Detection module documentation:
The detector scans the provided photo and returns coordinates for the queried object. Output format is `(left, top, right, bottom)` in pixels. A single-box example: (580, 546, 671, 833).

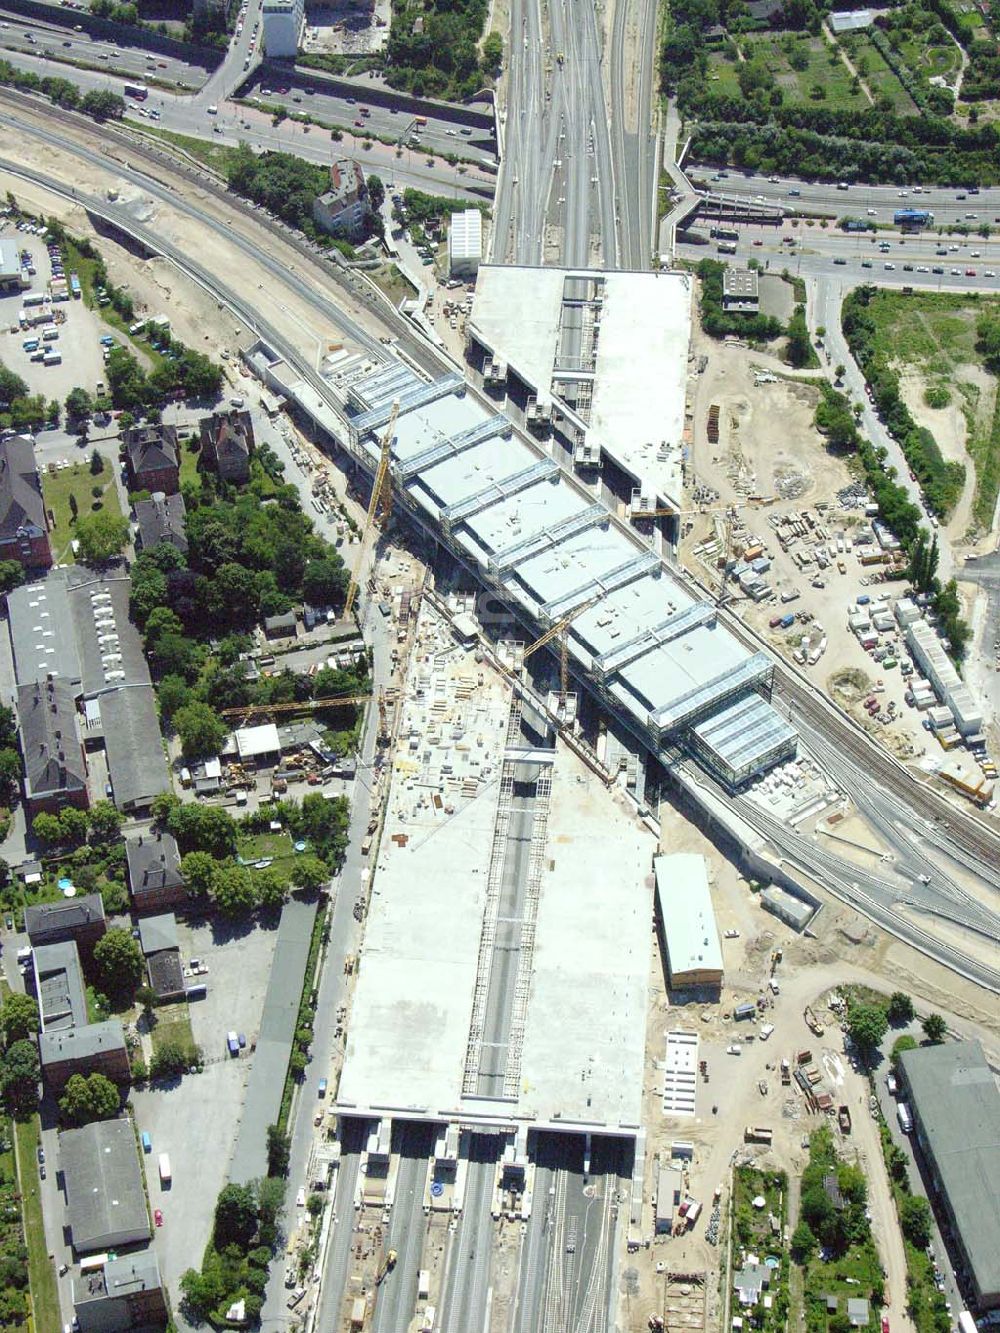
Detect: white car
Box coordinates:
(986, 270, 997, 278)
(916, 265, 928, 272)
(867, 208, 877, 216)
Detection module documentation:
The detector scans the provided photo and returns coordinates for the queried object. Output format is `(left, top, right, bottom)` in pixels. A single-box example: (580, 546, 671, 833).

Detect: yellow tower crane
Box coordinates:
(522, 593, 603, 713)
(344, 400, 400, 621)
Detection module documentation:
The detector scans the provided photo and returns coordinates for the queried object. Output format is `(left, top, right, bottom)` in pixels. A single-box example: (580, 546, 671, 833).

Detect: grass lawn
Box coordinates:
(837, 31, 919, 113)
(13, 1117, 60, 1333)
(858, 289, 1000, 529)
(239, 830, 296, 868)
(41, 459, 123, 564)
(369, 262, 418, 307)
(714, 34, 872, 110)
(135, 124, 244, 177)
(151, 1003, 199, 1061)
(176, 430, 203, 490)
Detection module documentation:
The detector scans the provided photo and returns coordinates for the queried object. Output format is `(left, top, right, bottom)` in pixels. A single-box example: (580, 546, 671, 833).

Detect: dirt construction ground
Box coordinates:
(622, 790, 1000, 1333)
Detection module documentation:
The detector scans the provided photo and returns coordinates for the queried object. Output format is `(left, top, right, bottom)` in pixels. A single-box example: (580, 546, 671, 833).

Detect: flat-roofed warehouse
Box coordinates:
(653, 853, 724, 989)
(60, 1119, 152, 1253)
(897, 1040, 1000, 1310)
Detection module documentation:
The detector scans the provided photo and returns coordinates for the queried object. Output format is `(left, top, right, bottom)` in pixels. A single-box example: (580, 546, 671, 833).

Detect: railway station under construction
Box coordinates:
(244, 334, 798, 794)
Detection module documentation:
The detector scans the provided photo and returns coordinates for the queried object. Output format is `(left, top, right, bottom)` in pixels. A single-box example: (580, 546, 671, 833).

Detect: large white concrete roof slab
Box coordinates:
(470, 266, 691, 505)
(517, 747, 654, 1131)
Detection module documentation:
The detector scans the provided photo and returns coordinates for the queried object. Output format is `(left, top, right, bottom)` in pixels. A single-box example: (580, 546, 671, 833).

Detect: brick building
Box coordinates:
(124, 425, 180, 496)
(0, 436, 52, 570)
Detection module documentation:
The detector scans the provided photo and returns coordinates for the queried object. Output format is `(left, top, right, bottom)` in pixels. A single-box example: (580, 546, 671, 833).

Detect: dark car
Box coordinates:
(37, 1146, 44, 1165)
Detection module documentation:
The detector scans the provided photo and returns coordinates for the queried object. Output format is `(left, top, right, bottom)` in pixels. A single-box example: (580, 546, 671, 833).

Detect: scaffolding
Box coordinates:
(440, 459, 558, 534)
(649, 652, 775, 739)
(350, 372, 464, 439)
(687, 693, 797, 788)
(488, 504, 608, 576)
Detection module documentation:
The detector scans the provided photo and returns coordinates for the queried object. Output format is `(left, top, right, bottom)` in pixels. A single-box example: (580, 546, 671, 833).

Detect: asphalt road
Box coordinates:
(307, 1121, 366, 1331)
(608, 0, 658, 269)
(686, 168, 1000, 228)
(0, 7, 208, 88)
(238, 68, 497, 166)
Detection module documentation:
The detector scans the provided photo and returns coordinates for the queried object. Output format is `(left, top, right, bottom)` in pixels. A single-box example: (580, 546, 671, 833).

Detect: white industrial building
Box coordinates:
(468, 267, 691, 510)
(262, 0, 303, 56)
(0, 237, 23, 293)
(905, 619, 982, 736)
(448, 209, 482, 278)
(653, 853, 723, 988)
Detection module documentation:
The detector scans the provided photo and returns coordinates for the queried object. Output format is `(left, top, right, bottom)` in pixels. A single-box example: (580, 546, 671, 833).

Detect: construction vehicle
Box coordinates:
(376, 1250, 398, 1285)
(345, 401, 399, 620)
(804, 1006, 826, 1037)
(838, 1104, 852, 1134)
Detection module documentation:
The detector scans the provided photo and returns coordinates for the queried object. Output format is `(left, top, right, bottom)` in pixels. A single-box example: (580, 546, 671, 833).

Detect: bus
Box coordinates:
(710, 226, 739, 242)
(124, 83, 148, 100)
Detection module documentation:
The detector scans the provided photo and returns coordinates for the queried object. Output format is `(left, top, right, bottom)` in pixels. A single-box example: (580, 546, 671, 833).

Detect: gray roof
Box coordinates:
(199, 410, 254, 468)
(74, 1249, 163, 1314)
(24, 894, 105, 944)
(66, 567, 151, 696)
(898, 1040, 1000, 1303)
(229, 895, 318, 1183)
(33, 940, 88, 1031)
(124, 423, 178, 477)
(134, 491, 187, 553)
(60, 1119, 151, 1253)
(7, 575, 79, 687)
(0, 236, 19, 279)
(98, 687, 170, 811)
(16, 678, 87, 803)
(39, 1019, 127, 1069)
(147, 948, 184, 999)
(0, 436, 47, 543)
(847, 1298, 870, 1325)
(137, 912, 178, 956)
(126, 831, 184, 901)
(264, 611, 297, 632)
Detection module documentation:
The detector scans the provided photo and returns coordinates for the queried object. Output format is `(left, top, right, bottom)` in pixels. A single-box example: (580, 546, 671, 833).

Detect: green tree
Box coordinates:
(0, 748, 21, 802)
(174, 702, 228, 762)
(31, 811, 62, 847)
(0, 560, 25, 597)
(891, 1033, 918, 1068)
(899, 1195, 932, 1248)
(256, 866, 289, 909)
(149, 1037, 192, 1079)
(301, 557, 349, 608)
(921, 1012, 947, 1044)
(74, 510, 130, 563)
(0, 993, 39, 1046)
(290, 855, 329, 893)
(157, 674, 193, 722)
(266, 1123, 290, 1176)
(888, 991, 914, 1025)
(790, 1220, 816, 1263)
(481, 29, 503, 74)
(59, 1071, 120, 1125)
(89, 448, 105, 476)
(1, 1039, 40, 1117)
(214, 1182, 258, 1248)
(846, 1003, 888, 1057)
(210, 863, 257, 917)
(180, 850, 217, 898)
(59, 805, 89, 847)
(93, 927, 144, 1002)
(785, 304, 812, 368)
(64, 387, 93, 424)
(87, 799, 122, 844)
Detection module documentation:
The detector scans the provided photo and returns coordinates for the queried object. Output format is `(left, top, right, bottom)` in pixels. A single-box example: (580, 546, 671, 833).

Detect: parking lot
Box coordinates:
(0, 224, 108, 402)
(131, 916, 281, 1298)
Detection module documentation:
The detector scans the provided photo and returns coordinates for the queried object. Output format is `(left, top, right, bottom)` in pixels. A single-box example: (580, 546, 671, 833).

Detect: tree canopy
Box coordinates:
(59, 1072, 121, 1126)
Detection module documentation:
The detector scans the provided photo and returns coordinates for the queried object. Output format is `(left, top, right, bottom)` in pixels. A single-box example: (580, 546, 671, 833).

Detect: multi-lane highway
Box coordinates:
(687, 168, 1000, 228)
(439, 1142, 497, 1333)
(372, 1124, 435, 1333)
(0, 7, 211, 88)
